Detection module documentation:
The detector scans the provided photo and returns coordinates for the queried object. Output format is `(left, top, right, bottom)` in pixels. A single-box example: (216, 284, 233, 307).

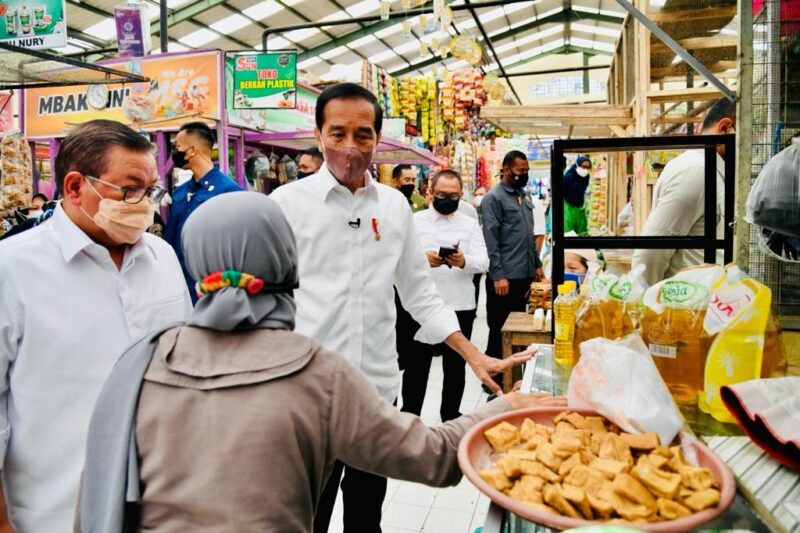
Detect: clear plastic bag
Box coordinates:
(745, 138, 800, 238)
(567, 334, 683, 446)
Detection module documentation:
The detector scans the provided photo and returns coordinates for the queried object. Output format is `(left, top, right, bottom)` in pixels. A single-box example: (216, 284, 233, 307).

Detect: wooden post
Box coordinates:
(632, 0, 651, 234)
(735, 0, 753, 269)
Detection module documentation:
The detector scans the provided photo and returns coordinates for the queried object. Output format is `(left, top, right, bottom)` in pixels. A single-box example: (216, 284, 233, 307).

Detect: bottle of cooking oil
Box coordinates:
(554, 284, 577, 366)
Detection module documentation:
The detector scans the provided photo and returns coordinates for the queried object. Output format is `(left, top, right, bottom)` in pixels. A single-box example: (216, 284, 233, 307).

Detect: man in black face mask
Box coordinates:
(165, 121, 242, 302)
(400, 169, 489, 421)
(296, 147, 323, 179)
(481, 150, 545, 390)
(391, 164, 428, 212)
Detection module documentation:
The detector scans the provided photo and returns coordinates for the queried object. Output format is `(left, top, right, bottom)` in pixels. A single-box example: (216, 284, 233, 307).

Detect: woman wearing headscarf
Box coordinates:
(563, 155, 593, 236)
(77, 192, 564, 533)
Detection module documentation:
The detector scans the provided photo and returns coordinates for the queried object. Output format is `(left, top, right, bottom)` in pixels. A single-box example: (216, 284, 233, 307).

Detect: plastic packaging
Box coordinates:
(699, 266, 773, 422)
(745, 138, 800, 238)
(554, 284, 577, 366)
(568, 334, 683, 446)
(573, 266, 647, 352)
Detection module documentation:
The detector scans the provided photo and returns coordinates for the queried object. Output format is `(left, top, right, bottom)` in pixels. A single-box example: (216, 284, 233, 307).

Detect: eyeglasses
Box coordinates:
(433, 193, 460, 201)
(85, 175, 167, 204)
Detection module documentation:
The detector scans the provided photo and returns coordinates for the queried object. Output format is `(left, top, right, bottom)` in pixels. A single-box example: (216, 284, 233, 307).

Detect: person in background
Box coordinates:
(391, 164, 428, 212)
(0, 120, 191, 532)
(297, 147, 324, 178)
(77, 192, 565, 533)
(633, 98, 736, 286)
(269, 83, 530, 533)
(481, 150, 545, 390)
(29, 193, 47, 217)
(401, 169, 489, 422)
(563, 155, 592, 236)
(165, 121, 242, 303)
(532, 193, 547, 253)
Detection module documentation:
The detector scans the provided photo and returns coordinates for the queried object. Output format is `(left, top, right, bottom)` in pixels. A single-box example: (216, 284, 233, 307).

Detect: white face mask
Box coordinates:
(576, 166, 590, 178)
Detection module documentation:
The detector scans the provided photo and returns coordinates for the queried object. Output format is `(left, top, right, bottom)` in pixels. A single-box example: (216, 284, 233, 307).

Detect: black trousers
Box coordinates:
(313, 460, 387, 533)
(485, 277, 533, 385)
(400, 309, 476, 422)
(394, 289, 417, 371)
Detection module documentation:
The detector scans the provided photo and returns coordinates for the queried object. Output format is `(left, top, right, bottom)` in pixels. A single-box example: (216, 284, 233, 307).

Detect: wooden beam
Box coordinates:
(651, 37, 737, 54)
(567, 125, 574, 139)
(482, 104, 632, 119)
(648, 5, 737, 23)
(651, 61, 738, 79)
(609, 125, 628, 136)
(652, 116, 704, 124)
(645, 86, 726, 103)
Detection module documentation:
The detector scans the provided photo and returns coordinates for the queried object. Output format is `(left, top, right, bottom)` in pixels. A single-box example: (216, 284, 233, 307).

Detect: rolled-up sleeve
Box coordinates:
(633, 166, 705, 286)
(0, 267, 19, 463)
(463, 219, 489, 274)
(481, 194, 506, 280)
(394, 208, 460, 345)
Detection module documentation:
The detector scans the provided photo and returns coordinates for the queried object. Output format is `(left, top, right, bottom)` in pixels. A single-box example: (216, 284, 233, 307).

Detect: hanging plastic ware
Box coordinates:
(450, 35, 482, 65)
(440, 6, 453, 27)
(380, 1, 390, 20)
(745, 137, 800, 237)
(419, 41, 429, 57)
(401, 20, 412, 38)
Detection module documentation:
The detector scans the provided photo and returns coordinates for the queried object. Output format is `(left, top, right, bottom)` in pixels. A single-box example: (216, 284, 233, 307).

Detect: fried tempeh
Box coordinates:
(479, 469, 513, 492)
(620, 431, 660, 452)
(589, 457, 630, 479)
(657, 498, 692, 519)
(543, 484, 582, 519)
(632, 460, 682, 500)
(613, 473, 657, 512)
(484, 421, 521, 452)
(684, 488, 721, 512)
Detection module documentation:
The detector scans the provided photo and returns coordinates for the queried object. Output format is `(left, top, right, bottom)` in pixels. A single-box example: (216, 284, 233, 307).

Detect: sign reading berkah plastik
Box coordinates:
(0, 0, 66, 49)
(232, 53, 297, 110)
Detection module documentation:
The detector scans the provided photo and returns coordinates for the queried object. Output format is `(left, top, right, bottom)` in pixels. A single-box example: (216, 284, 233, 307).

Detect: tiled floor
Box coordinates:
(327, 290, 493, 533)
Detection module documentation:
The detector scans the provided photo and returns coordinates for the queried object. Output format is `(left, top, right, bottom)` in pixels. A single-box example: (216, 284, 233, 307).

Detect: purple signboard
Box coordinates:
(114, 6, 148, 57)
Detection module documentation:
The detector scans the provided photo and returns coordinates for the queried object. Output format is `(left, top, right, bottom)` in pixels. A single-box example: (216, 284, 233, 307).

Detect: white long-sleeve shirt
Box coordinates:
(413, 208, 489, 311)
(270, 165, 460, 401)
(0, 206, 191, 532)
(633, 150, 725, 286)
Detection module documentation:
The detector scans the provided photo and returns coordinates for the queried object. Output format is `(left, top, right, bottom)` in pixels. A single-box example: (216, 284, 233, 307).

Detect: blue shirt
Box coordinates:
(165, 166, 242, 301)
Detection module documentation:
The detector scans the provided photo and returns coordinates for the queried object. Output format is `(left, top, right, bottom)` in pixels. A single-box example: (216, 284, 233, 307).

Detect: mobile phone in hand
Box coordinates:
(438, 246, 457, 259)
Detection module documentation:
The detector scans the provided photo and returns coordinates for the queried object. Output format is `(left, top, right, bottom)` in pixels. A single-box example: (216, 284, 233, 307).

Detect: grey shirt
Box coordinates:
(481, 181, 542, 281)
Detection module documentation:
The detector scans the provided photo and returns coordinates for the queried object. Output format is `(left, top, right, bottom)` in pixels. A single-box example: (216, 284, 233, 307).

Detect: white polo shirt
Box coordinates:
(0, 205, 191, 532)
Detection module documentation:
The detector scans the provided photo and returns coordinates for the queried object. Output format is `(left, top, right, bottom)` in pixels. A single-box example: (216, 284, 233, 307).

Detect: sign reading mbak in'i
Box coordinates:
(232, 53, 297, 110)
(0, 0, 66, 49)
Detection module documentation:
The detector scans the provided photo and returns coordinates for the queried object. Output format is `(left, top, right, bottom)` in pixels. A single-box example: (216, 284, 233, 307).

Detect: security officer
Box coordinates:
(165, 121, 242, 302)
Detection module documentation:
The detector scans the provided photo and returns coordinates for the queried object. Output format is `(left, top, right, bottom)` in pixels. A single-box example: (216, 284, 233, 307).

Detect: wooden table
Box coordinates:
(501, 312, 551, 393)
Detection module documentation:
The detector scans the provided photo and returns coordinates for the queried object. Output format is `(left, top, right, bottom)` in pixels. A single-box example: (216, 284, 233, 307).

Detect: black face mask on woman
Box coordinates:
(433, 196, 459, 215)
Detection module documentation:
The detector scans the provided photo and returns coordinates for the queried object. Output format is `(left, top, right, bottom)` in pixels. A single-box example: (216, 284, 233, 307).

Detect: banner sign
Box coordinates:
(0, 0, 66, 49)
(114, 6, 150, 57)
(232, 53, 297, 110)
(24, 51, 220, 138)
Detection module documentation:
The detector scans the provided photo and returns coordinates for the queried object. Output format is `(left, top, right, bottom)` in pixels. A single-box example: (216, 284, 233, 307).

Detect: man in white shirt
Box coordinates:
(633, 98, 736, 286)
(0, 120, 192, 532)
(401, 169, 489, 422)
(270, 83, 529, 533)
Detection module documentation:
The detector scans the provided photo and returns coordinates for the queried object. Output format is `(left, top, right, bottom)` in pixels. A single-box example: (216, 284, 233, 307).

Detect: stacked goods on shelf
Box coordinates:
(587, 162, 607, 234)
(418, 77, 439, 144)
(1, 132, 33, 215)
(451, 140, 477, 182)
(365, 63, 400, 119)
(399, 76, 418, 127)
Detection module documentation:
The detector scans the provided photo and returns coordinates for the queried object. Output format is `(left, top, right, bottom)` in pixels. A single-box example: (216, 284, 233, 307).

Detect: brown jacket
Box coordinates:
(131, 327, 509, 532)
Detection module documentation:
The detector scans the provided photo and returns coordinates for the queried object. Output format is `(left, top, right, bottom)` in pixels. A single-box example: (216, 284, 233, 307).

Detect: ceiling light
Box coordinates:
(394, 40, 419, 55)
(67, 37, 92, 48)
(243, 1, 281, 21)
(321, 46, 349, 59)
(572, 23, 621, 38)
(83, 18, 116, 40)
(376, 24, 402, 39)
(455, 18, 477, 31)
(168, 42, 190, 52)
(349, 35, 377, 48)
(179, 28, 219, 47)
(266, 37, 291, 50)
(346, 0, 376, 17)
(298, 57, 323, 69)
(285, 28, 319, 42)
(210, 14, 250, 33)
(369, 49, 397, 63)
(449, 59, 468, 70)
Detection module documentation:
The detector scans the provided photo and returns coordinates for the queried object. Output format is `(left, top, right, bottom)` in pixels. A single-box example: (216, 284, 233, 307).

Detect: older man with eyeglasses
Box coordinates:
(0, 119, 191, 532)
